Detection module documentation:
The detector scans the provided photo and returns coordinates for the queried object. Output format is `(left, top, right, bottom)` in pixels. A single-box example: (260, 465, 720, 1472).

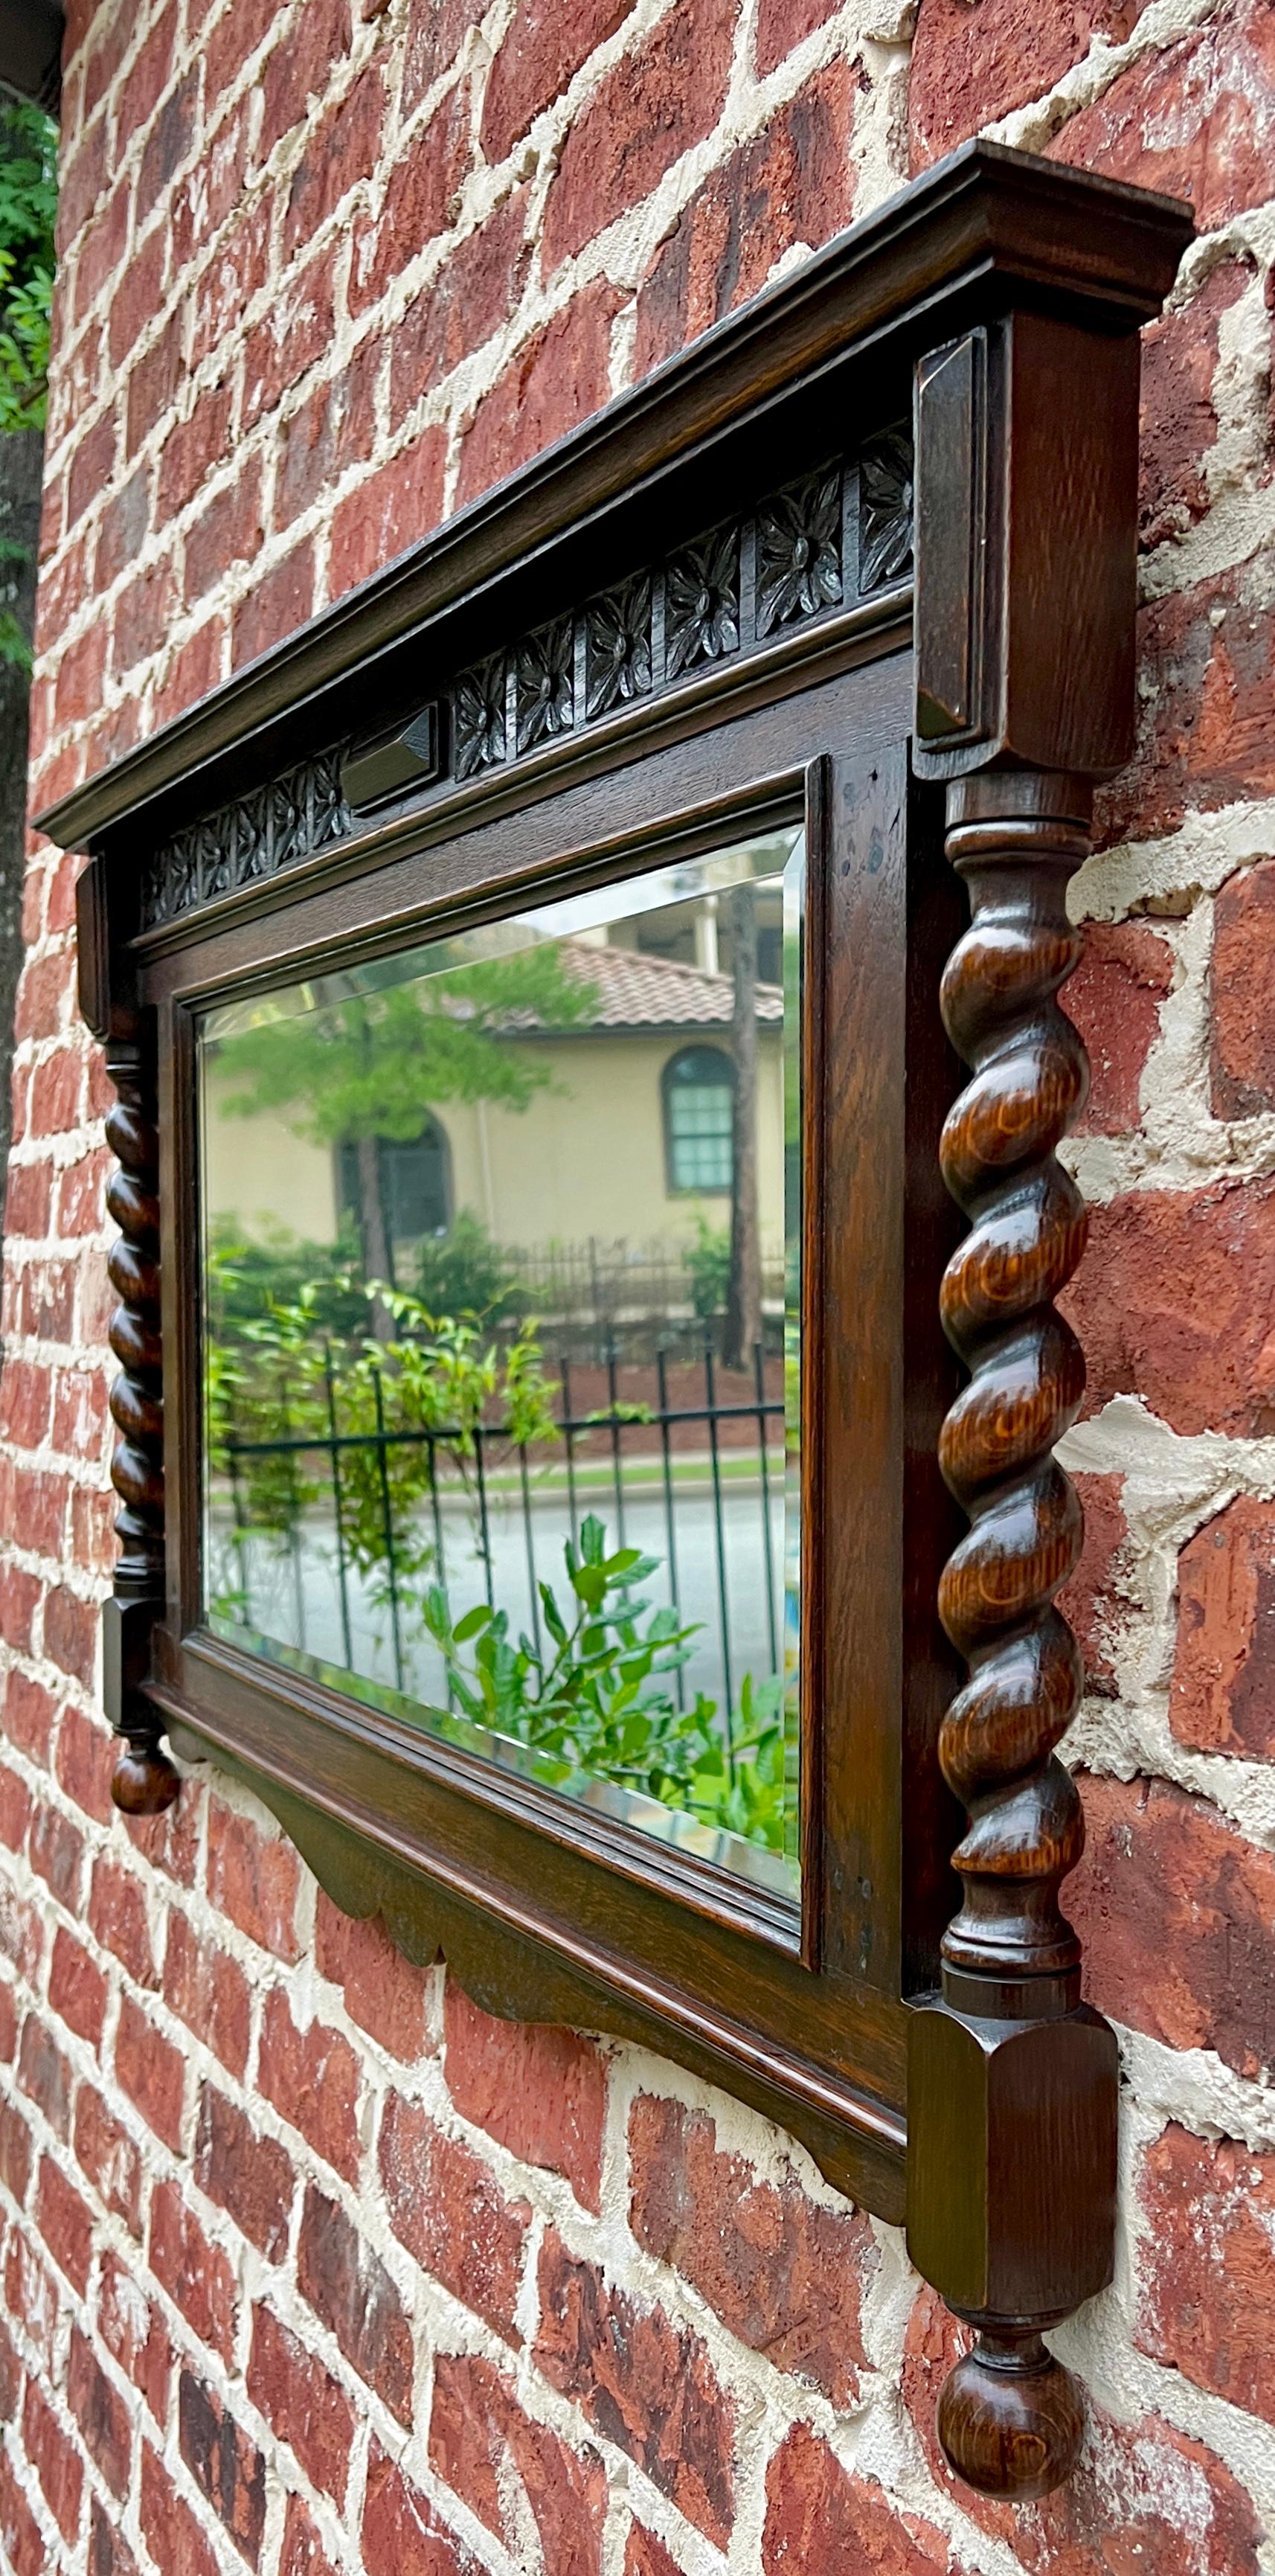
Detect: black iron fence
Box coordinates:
(214, 1335, 788, 1723)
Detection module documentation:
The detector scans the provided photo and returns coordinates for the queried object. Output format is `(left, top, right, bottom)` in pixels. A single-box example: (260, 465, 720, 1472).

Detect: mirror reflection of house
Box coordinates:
(202, 915, 787, 1305)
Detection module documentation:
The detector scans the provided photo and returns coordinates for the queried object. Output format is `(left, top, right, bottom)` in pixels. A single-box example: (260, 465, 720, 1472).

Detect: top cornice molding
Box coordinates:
(36, 139, 1192, 857)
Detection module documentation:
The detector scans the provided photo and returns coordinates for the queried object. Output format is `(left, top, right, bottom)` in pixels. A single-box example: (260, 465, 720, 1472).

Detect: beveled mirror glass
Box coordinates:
(198, 822, 804, 1896)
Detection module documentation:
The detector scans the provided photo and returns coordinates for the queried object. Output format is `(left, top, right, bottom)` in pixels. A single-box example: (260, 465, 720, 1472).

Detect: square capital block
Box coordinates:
(906, 1996, 1118, 2322)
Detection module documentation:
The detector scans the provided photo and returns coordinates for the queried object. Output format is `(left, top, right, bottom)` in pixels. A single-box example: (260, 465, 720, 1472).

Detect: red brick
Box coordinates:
(283, 64, 386, 266)
(179, 2370, 268, 2566)
(89, 2498, 143, 2576)
(536, 2228, 735, 2545)
(231, 539, 315, 670)
(315, 1891, 431, 2057)
(257, 0, 352, 161)
(204, 0, 279, 104)
(1066, 920, 1171, 1135)
(28, 1043, 84, 1138)
(0, 1569, 40, 1662)
(328, 429, 448, 600)
(158, 384, 234, 518)
(4, 2229, 59, 2367)
(0, 2450, 45, 2576)
(1211, 859, 1275, 1116)
(902, 2281, 1262, 2574)
(57, 1142, 112, 1236)
(29, 1798, 84, 1909)
(108, 224, 167, 369)
(3, 1158, 52, 1237)
(17, 2010, 71, 2136)
(190, 196, 272, 374)
(74, 2084, 143, 2234)
(247, 2307, 354, 2506)
(45, 1584, 97, 1688)
(457, 281, 624, 511)
(402, 0, 487, 108)
(445, 1980, 606, 2209)
(195, 2086, 295, 2258)
(1139, 2124, 1275, 2430)
(242, 254, 337, 432)
(1178, 1496, 1275, 1756)
(151, 2176, 240, 2358)
(259, 1990, 361, 2182)
(136, 70, 199, 223)
(0, 2099, 33, 2205)
(125, 306, 187, 458)
(430, 2353, 607, 2574)
(0, 1356, 51, 1448)
(0, 1984, 17, 2063)
(0, 1762, 31, 1852)
(388, 196, 530, 422)
(1068, 1772, 1275, 2078)
(349, 88, 471, 317)
(763, 2421, 951, 2574)
(89, 1856, 157, 1984)
(23, 2375, 84, 2545)
(114, 3, 179, 155)
(754, 0, 839, 78)
(140, 2445, 222, 2576)
(481, 0, 630, 162)
(99, 2246, 176, 2420)
(55, 1704, 115, 1824)
(112, 557, 179, 676)
(543, 0, 736, 271)
(1050, 0, 1275, 231)
(1102, 568, 1275, 845)
(184, 457, 266, 605)
(909, 0, 1137, 170)
(206, 1795, 302, 1958)
(1056, 1472, 1129, 1697)
(126, 1778, 202, 1887)
(362, 2441, 478, 2576)
(298, 2181, 414, 2420)
(152, 615, 229, 726)
(37, 2153, 94, 2291)
(116, 1993, 186, 2148)
(164, 1911, 251, 2076)
(379, 2094, 529, 2342)
(0, 2315, 19, 2421)
(48, 1926, 108, 2045)
(4, 1670, 55, 1765)
(66, 417, 121, 555)
(274, 339, 379, 530)
(0, 1882, 45, 1988)
(625, 2530, 682, 2576)
(629, 2092, 874, 2403)
(280, 2494, 341, 2576)
(68, 2323, 132, 2499)
(1140, 258, 1250, 551)
(54, 620, 108, 728)
(2, 1669, 54, 1772)
(1065, 1176, 1275, 1438)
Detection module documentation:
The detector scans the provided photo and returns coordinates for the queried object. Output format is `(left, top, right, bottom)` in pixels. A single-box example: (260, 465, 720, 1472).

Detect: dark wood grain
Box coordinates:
(75, 861, 178, 1814)
(907, 772, 1120, 2497)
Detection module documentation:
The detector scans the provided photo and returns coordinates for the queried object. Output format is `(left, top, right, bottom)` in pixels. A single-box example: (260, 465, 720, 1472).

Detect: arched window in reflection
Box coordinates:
(663, 1044, 733, 1194)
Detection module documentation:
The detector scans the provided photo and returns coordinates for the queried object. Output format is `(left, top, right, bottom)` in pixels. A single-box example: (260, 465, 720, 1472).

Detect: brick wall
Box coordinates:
(3, 0, 1275, 2568)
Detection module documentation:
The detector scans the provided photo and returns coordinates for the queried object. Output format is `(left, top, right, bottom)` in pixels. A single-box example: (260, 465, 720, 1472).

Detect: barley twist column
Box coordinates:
(102, 1020, 178, 1816)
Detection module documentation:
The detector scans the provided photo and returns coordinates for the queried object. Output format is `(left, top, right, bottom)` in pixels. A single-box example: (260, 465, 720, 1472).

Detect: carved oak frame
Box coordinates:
(41, 144, 1192, 2502)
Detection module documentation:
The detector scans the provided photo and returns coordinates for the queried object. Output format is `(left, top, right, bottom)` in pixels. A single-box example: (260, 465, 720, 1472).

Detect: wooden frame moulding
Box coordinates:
(43, 142, 1195, 2503)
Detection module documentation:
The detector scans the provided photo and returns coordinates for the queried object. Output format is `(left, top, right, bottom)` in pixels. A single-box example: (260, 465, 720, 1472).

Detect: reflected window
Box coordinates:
(198, 820, 804, 1900)
(664, 1046, 733, 1194)
(337, 1121, 451, 1281)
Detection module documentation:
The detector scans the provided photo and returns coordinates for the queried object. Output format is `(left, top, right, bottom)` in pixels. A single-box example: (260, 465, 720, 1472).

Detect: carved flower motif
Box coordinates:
(309, 753, 352, 848)
(199, 821, 234, 903)
(454, 656, 507, 779)
(585, 575, 652, 719)
(757, 466, 843, 635)
(858, 428, 914, 592)
(517, 619, 575, 753)
(665, 525, 740, 679)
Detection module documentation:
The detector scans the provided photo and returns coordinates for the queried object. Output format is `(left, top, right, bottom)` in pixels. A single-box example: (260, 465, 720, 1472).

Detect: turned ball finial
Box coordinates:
(937, 2330, 1085, 2502)
(110, 1741, 180, 1816)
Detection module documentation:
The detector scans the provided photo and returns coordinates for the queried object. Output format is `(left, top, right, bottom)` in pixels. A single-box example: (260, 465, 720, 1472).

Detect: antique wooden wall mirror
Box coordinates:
(40, 144, 1193, 2505)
